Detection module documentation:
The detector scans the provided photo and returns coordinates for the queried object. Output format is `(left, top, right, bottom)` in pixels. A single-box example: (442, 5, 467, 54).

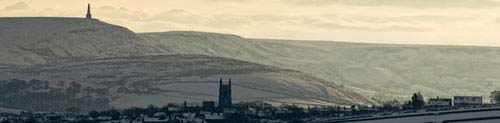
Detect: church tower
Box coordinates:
(86, 4, 92, 19)
(218, 78, 232, 109)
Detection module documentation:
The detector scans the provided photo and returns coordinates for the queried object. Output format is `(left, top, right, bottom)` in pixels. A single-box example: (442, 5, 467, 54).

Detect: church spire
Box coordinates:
(86, 4, 92, 19)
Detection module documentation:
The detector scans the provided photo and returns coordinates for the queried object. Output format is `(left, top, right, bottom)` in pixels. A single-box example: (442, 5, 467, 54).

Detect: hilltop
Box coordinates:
(0, 17, 161, 65)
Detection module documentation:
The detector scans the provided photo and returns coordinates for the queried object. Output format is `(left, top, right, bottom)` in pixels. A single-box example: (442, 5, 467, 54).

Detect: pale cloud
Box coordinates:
(205, 0, 253, 2)
(281, 0, 500, 8)
(95, 5, 149, 21)
(98, 5, 116, 11)
(4, 2, 31, 10)
(149, 9, 212, 24)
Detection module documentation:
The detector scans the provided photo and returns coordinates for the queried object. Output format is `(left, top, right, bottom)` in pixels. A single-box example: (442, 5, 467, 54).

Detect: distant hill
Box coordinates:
(141, 31, 500, 101)
(0, 18, 372, 111)
(7, 17, 500, 110)
(0, 17, 161, 65)
(0, 54, 372, 111)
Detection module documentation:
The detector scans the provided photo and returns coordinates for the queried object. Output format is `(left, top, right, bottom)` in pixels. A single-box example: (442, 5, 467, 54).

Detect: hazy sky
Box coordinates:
(1, 0, 500, 46)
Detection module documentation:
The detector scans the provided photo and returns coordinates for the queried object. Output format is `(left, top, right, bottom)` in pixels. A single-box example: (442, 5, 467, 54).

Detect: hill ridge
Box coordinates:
(0, 18, 373, 111)
(140, 31, 500, 101)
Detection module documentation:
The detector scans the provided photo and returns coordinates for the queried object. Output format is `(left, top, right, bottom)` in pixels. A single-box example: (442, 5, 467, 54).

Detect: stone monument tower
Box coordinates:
(86, 4, 92, 19)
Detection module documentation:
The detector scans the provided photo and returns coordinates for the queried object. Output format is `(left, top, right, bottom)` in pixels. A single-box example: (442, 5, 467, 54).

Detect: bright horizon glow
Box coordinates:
(1, 0, 500, 46)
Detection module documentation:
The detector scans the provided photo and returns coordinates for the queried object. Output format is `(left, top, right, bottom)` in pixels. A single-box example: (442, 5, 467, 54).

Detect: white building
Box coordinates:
(428, 97, 452, 110)
(204, 113, 224, 120)
(453, 96, 482, 107)
(143, 117, 169, 123)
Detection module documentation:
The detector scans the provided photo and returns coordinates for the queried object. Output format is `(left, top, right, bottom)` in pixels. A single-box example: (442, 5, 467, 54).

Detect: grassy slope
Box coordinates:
(0, 54, 372, 111)
(141, 31, 500, 101)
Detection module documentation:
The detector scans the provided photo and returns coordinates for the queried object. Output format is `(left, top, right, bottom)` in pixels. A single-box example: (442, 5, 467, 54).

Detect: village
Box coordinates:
(1, 78, 500, 123)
